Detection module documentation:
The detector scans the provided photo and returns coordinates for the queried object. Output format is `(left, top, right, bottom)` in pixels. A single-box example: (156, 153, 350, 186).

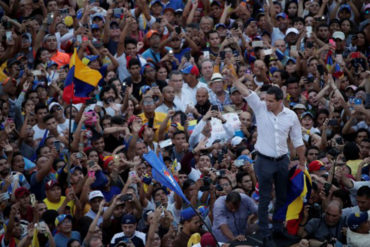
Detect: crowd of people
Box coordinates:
(0, 0, 369, 246)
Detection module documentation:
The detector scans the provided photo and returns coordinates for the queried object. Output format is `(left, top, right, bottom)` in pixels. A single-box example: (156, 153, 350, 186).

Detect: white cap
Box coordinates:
(332, 31, 345, 40)
(231, 136, 243, 147)
(48, 102, 63, 112)
(210, 73, 223, 83)
(285, 27, 299, 35)
(88, 190, 104, 201)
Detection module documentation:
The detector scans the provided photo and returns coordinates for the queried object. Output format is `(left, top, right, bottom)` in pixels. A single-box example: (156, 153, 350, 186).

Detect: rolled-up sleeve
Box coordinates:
(289, 113, 304, 148)
(243, 92, 264, 114)
(213, 198, 228, 228)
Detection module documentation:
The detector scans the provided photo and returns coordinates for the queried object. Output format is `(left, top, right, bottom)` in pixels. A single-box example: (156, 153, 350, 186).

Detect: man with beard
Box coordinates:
(195, 87, 211, 117)
(34, 34, 70, 67)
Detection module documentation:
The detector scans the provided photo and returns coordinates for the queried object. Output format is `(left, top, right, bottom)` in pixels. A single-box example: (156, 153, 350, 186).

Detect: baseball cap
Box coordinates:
(175, 9, 183, 14)
(88, 190, 104, 201)
(82, 55, 99, 65)
(211, 1, 222, 7)
(139, 85, 151, 96)
(92, 13, 104, 21)
(293, 104, 307, 111)
(286, 57, 297, 64)
(231, 136, 244, 147)
(70, 166, 83, 174)
(345, 85, 357, 91)
(14, 187, 30, 199)
(91, 23, 99, 30)
(339, 4, 351, 12)
(146, 29, 159, 39)
(49, 102, 62, 112)
(301, 111, 314, 119)
(332, 31, 345, 40)
(103, 156, 114, 169)
(230, 86, 239, 94)
(121, 214, 137, 224)
(55, 214, 72, 226)
(127, 115, 140, 125)
(181, 64, 199, 77)
(237, 154, 254, 164)
(46, 61, 58, 69)
(276, 12, 288, 20)
(210, 73, 223, 83)
(308, 160, 325, 173)
(200, 233, 217, 247)
(215, 23, 226, 30)
(286, 27, 299, 35)
(45, 180, 60, 190)
(365, 4, 370, 11)
(180, 207, 197, 222)
(150, 0, 163, 7)
(347, 212, 368, 231)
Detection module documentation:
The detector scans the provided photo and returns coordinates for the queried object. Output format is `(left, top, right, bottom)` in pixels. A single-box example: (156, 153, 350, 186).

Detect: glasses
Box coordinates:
(142, 101, 154, 106)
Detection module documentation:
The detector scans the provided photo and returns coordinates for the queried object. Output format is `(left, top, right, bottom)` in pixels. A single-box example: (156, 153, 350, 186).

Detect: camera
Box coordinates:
(308, 203, 321, 219)
(200, 176, 212, 191)
(120, 194, 133, 201)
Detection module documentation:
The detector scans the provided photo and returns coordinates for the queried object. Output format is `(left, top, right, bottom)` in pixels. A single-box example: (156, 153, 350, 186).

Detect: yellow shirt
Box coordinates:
(138, 112, 171, 141)
(44, 196, 75, 215)
(346, 159, 363, 175)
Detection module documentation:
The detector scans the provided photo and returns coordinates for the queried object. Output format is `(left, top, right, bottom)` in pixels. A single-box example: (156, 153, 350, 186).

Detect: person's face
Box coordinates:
(195, 89, 208, 105)
(271, 71, 282, 85)
(46, 117, 58, 130)
(201, 61, 213, 78)
(239, 112, 252, 127)
(294, 21, 304, 33)
(154, 189, 168, 206)
(92, 138, 105, 153)
(287, 3, 297, 17)
(209, 33, 220, 47)
(277, 17, 288, 30)
(188, 215, 202, 234)
(178, 174, 188, 186)
(230, 91, 243, 105)
(169, 74, 183, 92)
(47, 0, 58, 11)
(28, 92, 39, 104)
(219, 178, 232, 193)
(46, 185, 62, 202)
(45, 36, 58, 51)
(142, 98, 155, 113)
(164, 10, 175, 23)
(246, 22, 258, 36)
(309, 0, 320, 14)
(40, 146, 51, 157)
(329, 22, 340, 33)
(36, 108, 48, 123)
(0, 159, 10, 177)
(90, 197, 103, 213)
(265, 93, 281, 112)
(40, 50, 51, 63)
(173, 133, 186, 148)
(356, 195, 370, 212)
(200, 18, 213, 33)
(88, 151, 99, 162)
(241, 175, 253, 192)
(163, 87, 175, 102)
(12, 155, 25, 173)
(211, 80, 223, 93)
(102, 119, 111, 129)
(287, 82, 299, 98)
(316, 113, 328, 127)
(127, 100, 135, 113)
(58, 218, 72, 233)
(301, 115, 313, 129)
(360, 141, 370, 158)
(157, 67, 168, 81)
(149, 34, 161, 49)
(37, 202, 47, 218)
(305, 16, 314, 26)
(253, 61, 266, 77)
(70, 240, 81, 247)
(71, 170, 84, 184)
(325, 206, 341, 226)
(121, 223, 136, 237)
(135, 142, 148, 156)
(308, 91, 318, 106)
(317, 26, 329, 40)
(144, 66, 156, 80)
(198, 155, 211, 173)
(225, 201, 240, 213)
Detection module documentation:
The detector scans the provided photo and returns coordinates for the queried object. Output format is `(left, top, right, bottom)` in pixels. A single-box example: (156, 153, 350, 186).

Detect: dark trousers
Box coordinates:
(254, 154, 289, 237)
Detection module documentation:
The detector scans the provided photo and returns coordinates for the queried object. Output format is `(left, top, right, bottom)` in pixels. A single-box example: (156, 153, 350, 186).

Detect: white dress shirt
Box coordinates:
(174, 88, 195, 112)
(244, 92, 304, 158)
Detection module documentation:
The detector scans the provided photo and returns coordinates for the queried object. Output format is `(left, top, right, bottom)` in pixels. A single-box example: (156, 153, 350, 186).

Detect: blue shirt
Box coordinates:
(54, 231, 81, 247)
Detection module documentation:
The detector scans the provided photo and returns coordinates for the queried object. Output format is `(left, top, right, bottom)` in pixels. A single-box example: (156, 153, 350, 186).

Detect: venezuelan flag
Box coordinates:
(274, 168, 312, 235)
(326, 50, 334, 72)
(62, 49, 102, 104)
(332, 63, 344, 79)
(187, 120, 197, 135)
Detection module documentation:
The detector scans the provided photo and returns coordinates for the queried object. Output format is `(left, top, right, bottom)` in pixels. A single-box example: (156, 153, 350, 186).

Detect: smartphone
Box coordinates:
(306, 26, 312, 38)
(32, 70, 42, 76)
(220, 51, 225, 60)
(353, 98, 362, 105)
(317, 64, 325, 75)
(113, 8, 123, 16)
(175, 26, 181, 34)
(234, 160, 244, 167)
(5, 31, 12, 41)
(155, 201, 162, 208)
(203, 51, 210, 59)
(30, 194, 36, 207)
(211, 105, 219, 111)
(88, 170, 95, 178)
(323, 182, 332, 196)
(252, 40, 264, 48)
(159, 139, 172, 149)
(76, 152, 83, 159)
(129, 170, 137, 177)
(60, 8, 69, 15)
(120, 194, 133, 201)
(156, 17, 161, 23)
(86, 161, 94, 168)
(148, 118, 154, 128)
(54, 140, 61, 151)
(77, 35, 82, 43)
(328, 119, 338, 126)
(291, 45, 297, 52)
(47, 13, 54, 25)
(335, 137, 344, 145)
(335, 54, 344, 64)
(169, 49, 173, 55)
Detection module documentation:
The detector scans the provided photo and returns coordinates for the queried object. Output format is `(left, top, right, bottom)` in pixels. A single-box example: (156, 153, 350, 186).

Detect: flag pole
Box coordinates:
(66, 99, 73, 186)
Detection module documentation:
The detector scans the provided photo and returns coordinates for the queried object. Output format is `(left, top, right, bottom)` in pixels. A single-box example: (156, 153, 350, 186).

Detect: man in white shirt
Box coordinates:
(155, 86, 179, 113)
(168, 70, 194, 112)
(181, 64, 208, 104)
(233, 79, 306, 247)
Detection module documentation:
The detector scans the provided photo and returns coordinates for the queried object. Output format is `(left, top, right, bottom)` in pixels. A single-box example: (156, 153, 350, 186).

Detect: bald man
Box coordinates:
(298, 200, 345, 246)
(195, 87, 211, 117)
